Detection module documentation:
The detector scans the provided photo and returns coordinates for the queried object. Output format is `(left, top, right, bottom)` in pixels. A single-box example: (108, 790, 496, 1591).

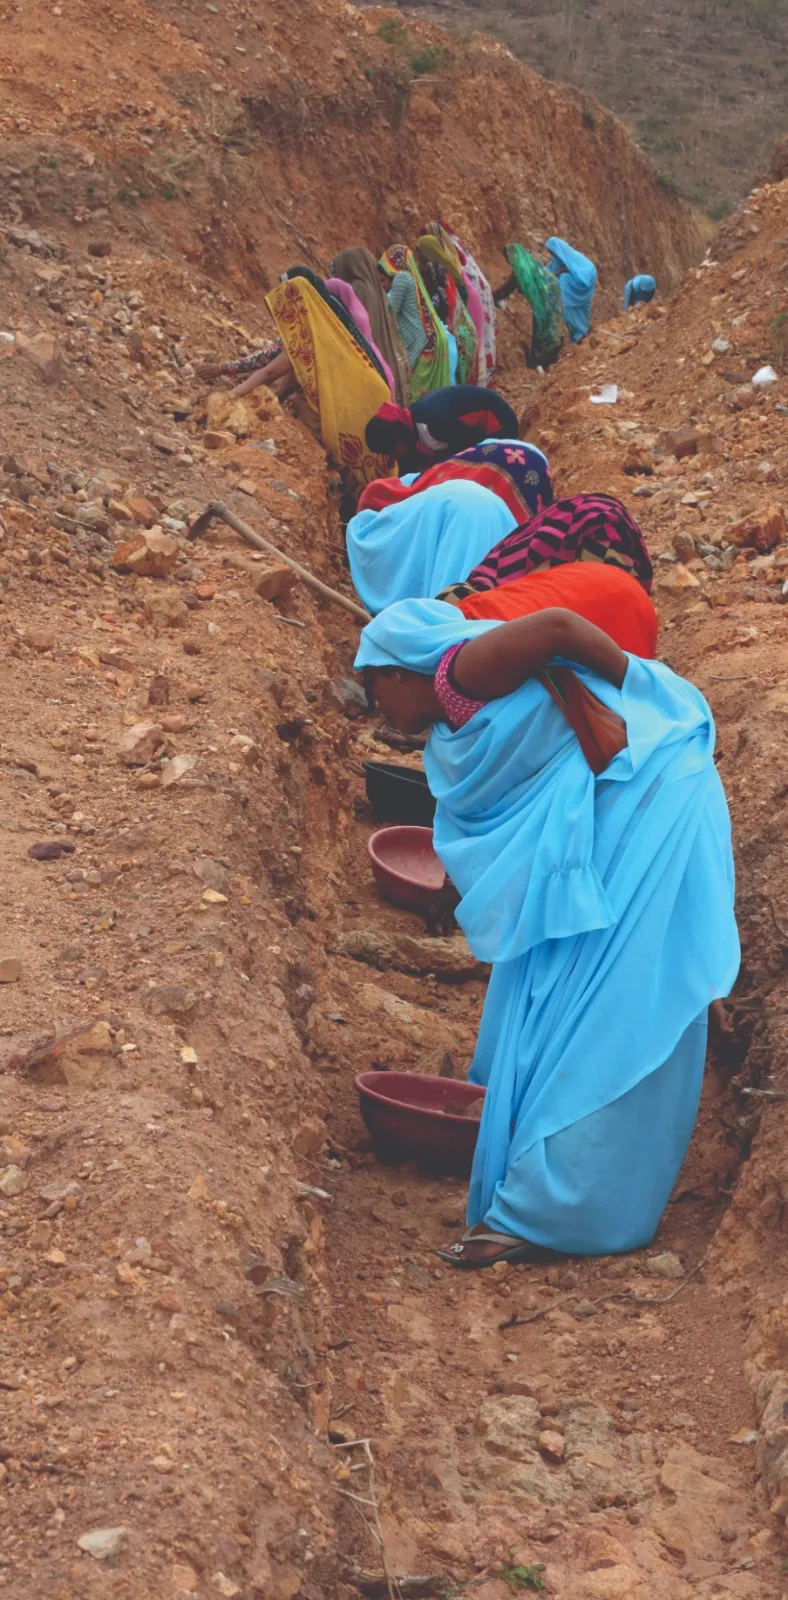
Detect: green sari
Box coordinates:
(505, 243, 565, 368)
(379, 245, 452, 399)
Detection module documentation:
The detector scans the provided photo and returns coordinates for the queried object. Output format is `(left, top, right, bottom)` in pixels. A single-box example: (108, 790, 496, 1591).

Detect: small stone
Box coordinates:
(203, 431, 235, 450)
(172, 1564, 199, 1592)
(161, 713, 189, 733)
(253, 563, 299, 602)
(193, 857, 230, 894)
(184, 682, 205, 702)
(538, 1428, 565, 1462)
(69, 1019, 113, 1053)
(671, 531, 696, 563)
(153, 1454, 177, 1474)
(117, 721, 163, 766)
(28, 839, 76, 860)
(659, 426, 702, 460)
(622, 441, 654, 476)
(144, 592, 190, 629)
(711, 336, 732, 355)
(87, 240, 112, 257)
(201, 887, 228, 905)
(75, 502, 110, 533)
(292, 1116, 326, 1160)
(151, 433, 177, 455)
(655, 563, 700, 591)
(39, 1180, 82, 1204)
(334, 676, 368, 719)
(145, 985, 198, 1020)
(0, 958, 22, 983)
(647, 1251, 685, 1280)
(726, 506, 785, 553)
(27, 628, 57, 653)
(160, 754, 198, 788)
(108, 499, 135, 523)
(15, 330, 63, 383)
(729, 384, 758, 411)
(213, 1575, 241, 1598)
(112, 529, 179, 578)
(0, 1165, 28, 1197)
(77, 1526, 126, 1560)
(573, 1297, 597, 1318)
(195, 584, 215, 601)
(124, 492, 159, 528)
(45, 1247, 67, 1266)
(147, 673, 170, 708)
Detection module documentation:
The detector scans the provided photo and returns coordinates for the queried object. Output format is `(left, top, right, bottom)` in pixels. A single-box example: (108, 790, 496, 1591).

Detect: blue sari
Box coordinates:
(355, 599, 740, 1254)
(346, 480, 517, 616)
(546, 237, 597, 343)
(624, 274, 657, 309)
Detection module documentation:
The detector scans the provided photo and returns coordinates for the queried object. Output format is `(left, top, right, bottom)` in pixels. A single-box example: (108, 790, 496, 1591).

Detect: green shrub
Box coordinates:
(410, 43, 446, 74)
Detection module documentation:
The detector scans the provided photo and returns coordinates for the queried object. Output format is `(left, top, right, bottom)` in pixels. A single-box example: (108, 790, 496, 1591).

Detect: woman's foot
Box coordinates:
(436, 1223, 538, 1270)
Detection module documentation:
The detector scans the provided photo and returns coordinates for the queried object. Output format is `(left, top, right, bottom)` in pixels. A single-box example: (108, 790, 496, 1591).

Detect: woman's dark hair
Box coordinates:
(365, 415, 410, 453)
(361, 663, 396, 710)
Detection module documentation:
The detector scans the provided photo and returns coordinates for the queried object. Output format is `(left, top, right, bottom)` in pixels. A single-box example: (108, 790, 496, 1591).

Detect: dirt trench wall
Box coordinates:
(0, 0, 701, 323)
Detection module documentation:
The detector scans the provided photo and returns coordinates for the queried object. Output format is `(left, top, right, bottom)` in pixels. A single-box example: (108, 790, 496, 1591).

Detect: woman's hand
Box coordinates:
(194, 361, 225, 381)
(453, 608, 627, 701)
(231, 352, 295, 398)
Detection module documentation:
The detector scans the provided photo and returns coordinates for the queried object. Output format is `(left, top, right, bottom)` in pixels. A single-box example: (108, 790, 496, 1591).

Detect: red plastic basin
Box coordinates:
(355, 1070, 485, 1177)
(367, 825, 446, 912)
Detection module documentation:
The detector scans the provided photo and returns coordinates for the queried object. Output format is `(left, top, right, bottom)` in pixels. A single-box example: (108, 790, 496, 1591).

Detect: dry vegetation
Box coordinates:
(393, 0, 788, 220)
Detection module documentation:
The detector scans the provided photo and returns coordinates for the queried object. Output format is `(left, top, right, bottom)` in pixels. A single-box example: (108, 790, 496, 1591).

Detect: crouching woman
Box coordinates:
(356, 601, 739, 1268)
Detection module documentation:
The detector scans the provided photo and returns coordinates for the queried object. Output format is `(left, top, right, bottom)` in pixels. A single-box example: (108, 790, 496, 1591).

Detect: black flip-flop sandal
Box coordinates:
(436, 1228, 537, 1270)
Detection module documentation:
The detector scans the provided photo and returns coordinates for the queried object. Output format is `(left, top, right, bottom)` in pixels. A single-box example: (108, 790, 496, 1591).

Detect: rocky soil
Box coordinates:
(1, 1, 788, 1595)
(0, 0, 700, 321)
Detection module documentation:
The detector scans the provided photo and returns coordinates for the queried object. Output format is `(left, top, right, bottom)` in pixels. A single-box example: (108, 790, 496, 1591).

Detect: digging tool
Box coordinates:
(188, 500, 371, 623)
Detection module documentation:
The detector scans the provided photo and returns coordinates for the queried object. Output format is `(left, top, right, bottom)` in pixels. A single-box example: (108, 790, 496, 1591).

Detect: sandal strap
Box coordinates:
(460, 1229, 521, 1247)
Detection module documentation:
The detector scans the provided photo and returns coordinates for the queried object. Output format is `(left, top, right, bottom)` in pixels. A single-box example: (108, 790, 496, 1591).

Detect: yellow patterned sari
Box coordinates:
(266, 277, 394, 494)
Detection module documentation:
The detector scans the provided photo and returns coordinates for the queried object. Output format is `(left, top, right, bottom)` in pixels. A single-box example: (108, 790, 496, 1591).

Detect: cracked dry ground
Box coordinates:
(2, 211, 788, 1600)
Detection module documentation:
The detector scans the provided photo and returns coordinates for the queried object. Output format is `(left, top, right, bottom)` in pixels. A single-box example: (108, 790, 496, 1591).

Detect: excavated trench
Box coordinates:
(247, 523, 783, 1598)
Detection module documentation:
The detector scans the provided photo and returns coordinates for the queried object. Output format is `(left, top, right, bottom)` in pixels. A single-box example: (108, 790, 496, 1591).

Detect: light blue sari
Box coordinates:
(546, 236, 597, 343)
(624, 274, 657, 310)
(355, 599, 739, 1254)
(346, 480, 517, 616)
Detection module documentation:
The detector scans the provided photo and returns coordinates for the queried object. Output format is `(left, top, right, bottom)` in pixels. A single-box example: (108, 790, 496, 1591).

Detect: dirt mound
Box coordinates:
(396, 0, 788, 223)
(0, 0, 699, 321)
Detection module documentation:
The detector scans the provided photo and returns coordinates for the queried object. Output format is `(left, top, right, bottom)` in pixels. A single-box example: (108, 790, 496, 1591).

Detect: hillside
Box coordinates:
(0, 0, 700, 320)
(392, 0, 788, 220)
(1, 0, 788, 1594)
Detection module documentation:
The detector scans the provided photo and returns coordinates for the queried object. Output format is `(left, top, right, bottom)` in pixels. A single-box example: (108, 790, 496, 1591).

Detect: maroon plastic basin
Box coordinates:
(367, 825, 446, 912)
(355, 1070, 485, 1177)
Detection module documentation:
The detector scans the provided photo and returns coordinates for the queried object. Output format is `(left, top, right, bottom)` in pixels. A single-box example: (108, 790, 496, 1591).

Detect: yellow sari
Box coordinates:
(266, 277, 393, 494)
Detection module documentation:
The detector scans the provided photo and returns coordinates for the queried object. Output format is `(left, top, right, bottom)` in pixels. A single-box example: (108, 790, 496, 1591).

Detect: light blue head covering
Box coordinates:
(624, 274, 657, 310)
(354, 596, 500, 677)
(346, 479, 517, 616)
(546, 237, 597, 342)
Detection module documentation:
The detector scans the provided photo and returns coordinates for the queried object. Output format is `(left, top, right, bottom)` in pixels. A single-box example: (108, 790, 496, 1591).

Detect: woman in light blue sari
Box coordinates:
(346, 480, 518, 616)
(546, 236, 597, 343)
(356, 599, 739, 1267)
(624, 274, 657, 310)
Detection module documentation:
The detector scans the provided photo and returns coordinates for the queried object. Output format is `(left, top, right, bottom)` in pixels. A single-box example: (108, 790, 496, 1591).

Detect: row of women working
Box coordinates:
(350, 430, 738, 1271)
(196, 226, 606, 499)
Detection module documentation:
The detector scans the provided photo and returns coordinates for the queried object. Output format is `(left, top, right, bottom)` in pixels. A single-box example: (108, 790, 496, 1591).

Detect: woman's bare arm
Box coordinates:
(493, 272, 518, 305)
(452, 608, 627, 701)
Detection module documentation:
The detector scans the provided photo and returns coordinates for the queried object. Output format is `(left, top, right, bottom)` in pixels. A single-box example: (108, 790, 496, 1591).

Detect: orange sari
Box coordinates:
(458, 560, 658, 657)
